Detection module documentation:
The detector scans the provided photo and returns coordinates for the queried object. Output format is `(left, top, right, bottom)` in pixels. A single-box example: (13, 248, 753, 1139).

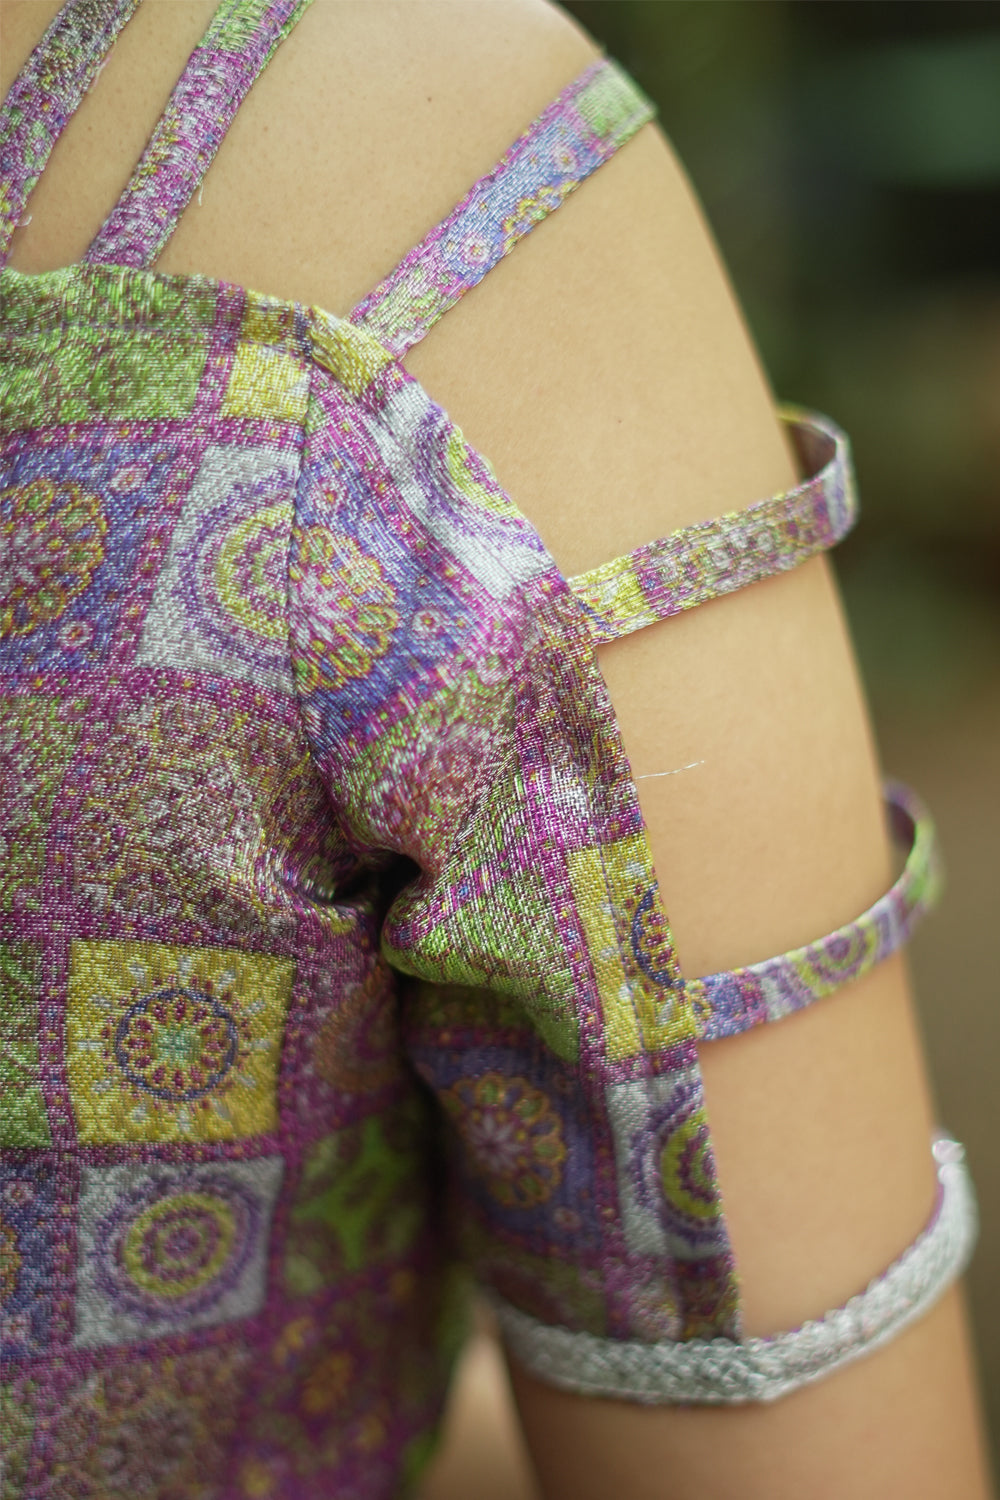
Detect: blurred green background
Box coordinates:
(565, 0, 1000, 1460)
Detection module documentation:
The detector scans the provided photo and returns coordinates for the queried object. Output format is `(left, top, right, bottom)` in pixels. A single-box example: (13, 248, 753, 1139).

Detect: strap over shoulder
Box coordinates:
(83, 0, 313, 269)
(350, 58, 655, 359)
(0, 0, 140, 270)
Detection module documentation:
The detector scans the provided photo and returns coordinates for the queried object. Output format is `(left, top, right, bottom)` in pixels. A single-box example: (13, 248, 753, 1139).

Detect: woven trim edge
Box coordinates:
(492, 1133, 977, 1404)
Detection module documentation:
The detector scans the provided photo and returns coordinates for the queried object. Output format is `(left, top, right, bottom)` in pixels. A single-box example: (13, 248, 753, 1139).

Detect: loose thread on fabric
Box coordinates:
(636, 760, 705, 780)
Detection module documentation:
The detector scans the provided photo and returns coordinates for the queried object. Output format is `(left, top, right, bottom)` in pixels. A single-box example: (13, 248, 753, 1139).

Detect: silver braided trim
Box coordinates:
(494, 1134, 977, 1405)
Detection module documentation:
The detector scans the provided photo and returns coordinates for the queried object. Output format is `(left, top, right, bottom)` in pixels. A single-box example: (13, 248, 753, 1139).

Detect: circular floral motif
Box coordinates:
(93, 1169, 258, 1325)
(93, 965, 257, 1131)
(630, 1080, 721, 1249)
(291, 527, 399, 693)
(122, 1192, 237, 1301)
(501, 185, 561, 251)
(110, 462, 150, 494)
(630, 887, 677, 985)
(441, 1073, 566, 1208)
(112, 985, 241, 1103)
(0, 477, 107, 637)
(442, 200, 502, 278)
(58, 618, 95, 651)
(794, 924, 878, 991)
(657, 1111, 718, 1230)
(176, 480, 291, 680)
(217, 507, 288, 640)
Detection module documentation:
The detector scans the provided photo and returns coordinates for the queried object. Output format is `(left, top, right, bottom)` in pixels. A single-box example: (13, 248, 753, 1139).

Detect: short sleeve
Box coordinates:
(288, 314, 976, 1404)
(289, 312, 713, 1308)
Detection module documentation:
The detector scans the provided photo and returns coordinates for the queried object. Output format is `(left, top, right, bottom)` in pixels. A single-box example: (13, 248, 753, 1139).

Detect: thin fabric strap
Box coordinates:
(350, 59, 654, 359)
(688, 782, 941, 1043)
(84, 0, 313, 269)
(569, 408, 856, 644)
(0, 0, 140, 269)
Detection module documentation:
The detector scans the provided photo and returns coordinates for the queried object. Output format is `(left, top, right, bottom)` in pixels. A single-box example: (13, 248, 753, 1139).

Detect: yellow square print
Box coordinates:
(566, 839, 693, 1062)
(66, 939, 295, 1144)
(220, 341, 309, 423)
(574, 559, 653, 633)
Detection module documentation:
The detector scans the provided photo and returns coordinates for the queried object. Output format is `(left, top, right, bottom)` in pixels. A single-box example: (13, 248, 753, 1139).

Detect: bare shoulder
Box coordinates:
(3, 0, 597, 313)
(159, 0, 601, 314)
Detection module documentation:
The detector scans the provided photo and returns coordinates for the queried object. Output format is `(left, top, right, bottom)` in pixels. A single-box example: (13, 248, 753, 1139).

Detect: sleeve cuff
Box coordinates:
(492, 1132, 977, 1404)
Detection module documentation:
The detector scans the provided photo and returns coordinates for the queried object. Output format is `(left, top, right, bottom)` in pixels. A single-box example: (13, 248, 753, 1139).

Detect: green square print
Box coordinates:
(0, 942, 49, 1148)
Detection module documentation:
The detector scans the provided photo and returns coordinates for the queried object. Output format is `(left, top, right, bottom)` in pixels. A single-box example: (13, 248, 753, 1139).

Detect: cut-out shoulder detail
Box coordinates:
(0, 11, 975, 1489)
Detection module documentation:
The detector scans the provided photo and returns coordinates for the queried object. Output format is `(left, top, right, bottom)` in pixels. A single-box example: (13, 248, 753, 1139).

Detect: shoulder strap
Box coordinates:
(349, 59, 655, 359)
(0, 0, 140, 271)
(688, 781, 940, 1042)
(568, 408, 857, 643)
(83, 0, 313, 269)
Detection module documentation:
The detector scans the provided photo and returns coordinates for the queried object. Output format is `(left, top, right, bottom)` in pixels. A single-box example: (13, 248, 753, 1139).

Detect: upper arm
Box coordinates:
(381, 14, 991, 1499)
(283, 7, 988, 1495)
(12, 1, 987, 1493)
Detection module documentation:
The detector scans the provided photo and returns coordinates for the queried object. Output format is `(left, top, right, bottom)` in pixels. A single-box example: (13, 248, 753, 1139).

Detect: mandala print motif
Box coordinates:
(137, 445, 296, 693)
(111, 978, 250, 1108)
(290, 526, 399, 695)
(601, 1070, 722, 1298)
(65, 940, 294, 1144)
(174, 493, 290, 677)
(0, 478, 106, 637)
(648, 1090, 720, 1247)
(441, 205, 503, 280)
(46, 1345, 252, 1500)
(72, 694, 333, 932)
(74, 1158, 283, 1347)
(440, 1072, 566, 1208)
(0, 440, 180, 669)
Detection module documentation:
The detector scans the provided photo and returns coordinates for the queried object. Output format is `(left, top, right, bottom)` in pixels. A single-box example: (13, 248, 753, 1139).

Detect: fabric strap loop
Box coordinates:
(83, 0, 313, 269)
(493, 1132, 976, 1404)
(688, 781, 940, 1043)
(568, 408, 856, 643)
(0, 0, 140, 269)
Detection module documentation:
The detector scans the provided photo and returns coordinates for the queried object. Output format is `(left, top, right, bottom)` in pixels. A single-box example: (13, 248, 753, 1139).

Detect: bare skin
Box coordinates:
(2, 2, 994, 1496)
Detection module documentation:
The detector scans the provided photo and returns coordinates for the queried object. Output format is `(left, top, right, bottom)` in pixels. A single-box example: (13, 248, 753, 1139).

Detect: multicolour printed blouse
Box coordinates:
(0, 2, 978, 1497)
